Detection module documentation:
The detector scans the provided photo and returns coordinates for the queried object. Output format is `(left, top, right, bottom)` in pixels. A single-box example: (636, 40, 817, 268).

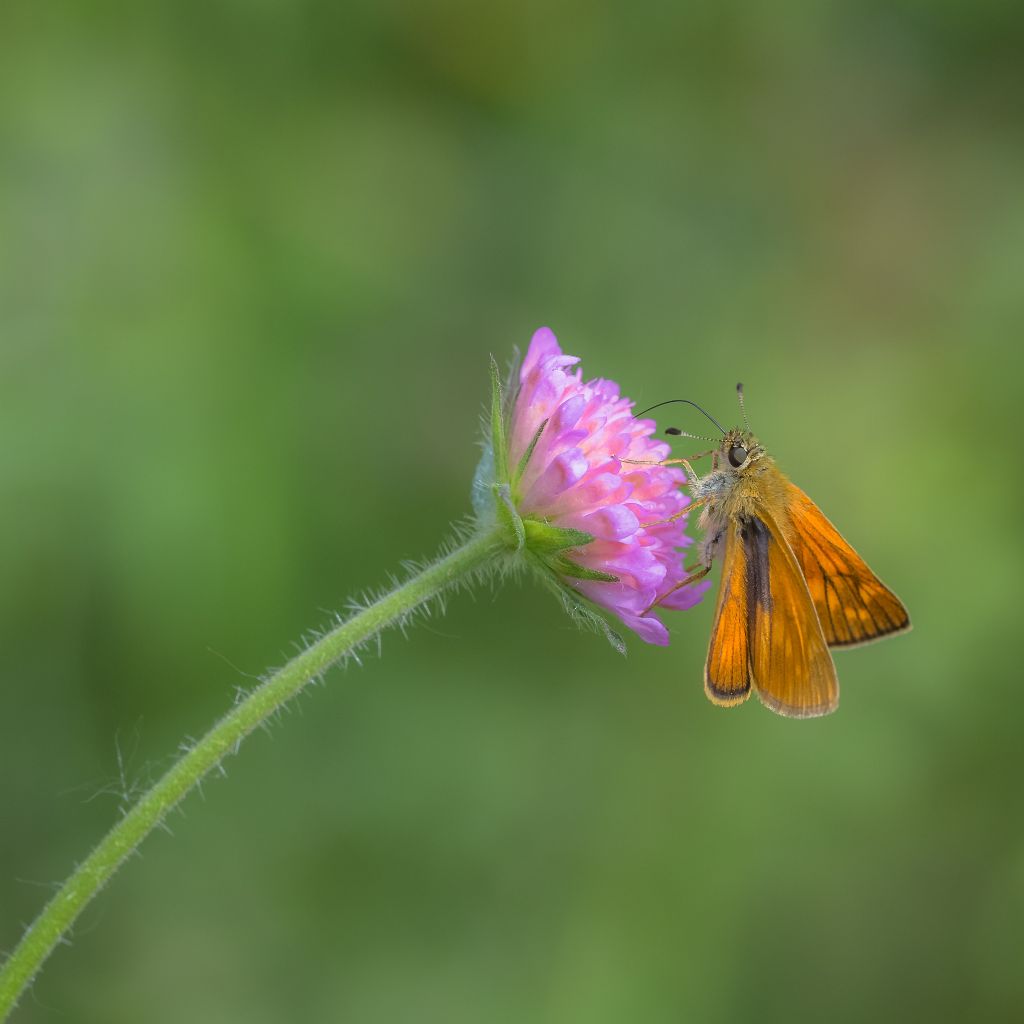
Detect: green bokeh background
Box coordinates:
(2, 3, 1022, 1021)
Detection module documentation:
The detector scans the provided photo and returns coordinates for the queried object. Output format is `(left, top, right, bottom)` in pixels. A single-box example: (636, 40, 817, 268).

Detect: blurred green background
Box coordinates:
(2, 2, 1022, 1021)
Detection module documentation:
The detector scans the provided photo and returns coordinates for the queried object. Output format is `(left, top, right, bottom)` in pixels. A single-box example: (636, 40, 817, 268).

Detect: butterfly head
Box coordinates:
(719, 428, 767, 471)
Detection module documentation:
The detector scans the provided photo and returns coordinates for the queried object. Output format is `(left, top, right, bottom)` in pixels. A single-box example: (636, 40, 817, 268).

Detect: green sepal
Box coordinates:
(489, 355, 510, 486)
(552, 558, 620, 583)
(514, 417, 548, 484)
(523, 519, 594, 554)
(493, 483, 525, 552)
(536, 571, 627, 655)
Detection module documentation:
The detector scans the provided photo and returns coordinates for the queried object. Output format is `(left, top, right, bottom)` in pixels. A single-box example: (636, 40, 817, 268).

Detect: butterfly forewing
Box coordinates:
(784, 483, 911, 648)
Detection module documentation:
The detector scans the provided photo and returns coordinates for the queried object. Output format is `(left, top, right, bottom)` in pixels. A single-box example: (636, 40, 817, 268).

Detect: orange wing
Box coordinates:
(744, 509, 839, 718)
(704, 525, 752, 708)
(783, 483, 911, 648)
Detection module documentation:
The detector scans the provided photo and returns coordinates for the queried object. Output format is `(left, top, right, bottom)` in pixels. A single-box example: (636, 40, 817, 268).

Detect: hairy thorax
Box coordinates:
(692, 454, 791, 568)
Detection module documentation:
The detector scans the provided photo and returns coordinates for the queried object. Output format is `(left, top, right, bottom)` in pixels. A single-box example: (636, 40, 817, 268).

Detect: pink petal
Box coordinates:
(549, 394, 586, 438)
(577, 504, 640, 541)
(523, 448, 589, 509)
(549, 471, 632, 516)
(520, 327, 564, 381)
(618, 613, 671, 646)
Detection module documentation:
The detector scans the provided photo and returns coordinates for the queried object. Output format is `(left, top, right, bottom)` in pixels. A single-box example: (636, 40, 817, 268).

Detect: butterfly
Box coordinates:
(637, 385, 911, 718)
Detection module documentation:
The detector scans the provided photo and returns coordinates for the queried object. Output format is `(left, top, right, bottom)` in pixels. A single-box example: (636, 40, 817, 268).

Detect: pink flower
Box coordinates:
(504, 327, 709, 646)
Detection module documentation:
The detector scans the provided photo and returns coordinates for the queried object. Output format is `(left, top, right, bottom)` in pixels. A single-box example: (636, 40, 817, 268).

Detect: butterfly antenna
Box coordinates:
(736, 382, 750, 430)
(633, 398, 727, 437)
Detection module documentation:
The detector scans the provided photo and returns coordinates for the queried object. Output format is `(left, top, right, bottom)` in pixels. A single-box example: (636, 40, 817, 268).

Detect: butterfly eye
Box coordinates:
(728, 445, 748, 468)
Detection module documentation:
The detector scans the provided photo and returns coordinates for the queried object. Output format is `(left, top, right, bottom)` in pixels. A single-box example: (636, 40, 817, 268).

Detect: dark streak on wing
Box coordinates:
(740, 514, 773, 641)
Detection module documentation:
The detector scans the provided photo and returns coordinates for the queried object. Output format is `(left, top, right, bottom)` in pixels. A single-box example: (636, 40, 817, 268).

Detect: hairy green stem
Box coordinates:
(0, 528, 503, 1020)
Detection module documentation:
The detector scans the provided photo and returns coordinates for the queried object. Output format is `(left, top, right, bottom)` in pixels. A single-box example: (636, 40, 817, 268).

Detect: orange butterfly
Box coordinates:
(638, 385, 910, 718)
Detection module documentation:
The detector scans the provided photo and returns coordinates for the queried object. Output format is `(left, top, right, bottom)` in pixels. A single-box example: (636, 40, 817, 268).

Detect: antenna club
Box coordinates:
(735, 382, 750, 430)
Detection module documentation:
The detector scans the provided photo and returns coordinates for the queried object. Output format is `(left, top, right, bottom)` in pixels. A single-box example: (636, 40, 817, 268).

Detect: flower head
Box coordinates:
(488, 327, 709, 647)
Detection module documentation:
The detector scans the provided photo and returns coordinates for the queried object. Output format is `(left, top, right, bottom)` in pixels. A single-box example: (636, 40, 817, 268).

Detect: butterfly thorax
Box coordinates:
(692, 429, 791, 567)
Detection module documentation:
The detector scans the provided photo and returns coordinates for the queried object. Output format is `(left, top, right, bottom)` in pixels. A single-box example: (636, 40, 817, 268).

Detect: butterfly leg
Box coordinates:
(644, 564, 712, 614)
(641, 494, 708, 530)
(678, 458, 702, 485)
(619, 449, 715, 469)
(679, 449, 716, 466)
(619, 457, 686, 467)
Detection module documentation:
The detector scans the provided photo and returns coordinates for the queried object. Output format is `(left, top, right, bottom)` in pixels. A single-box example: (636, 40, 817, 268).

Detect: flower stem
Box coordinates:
(0, 528, 504, 1021)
